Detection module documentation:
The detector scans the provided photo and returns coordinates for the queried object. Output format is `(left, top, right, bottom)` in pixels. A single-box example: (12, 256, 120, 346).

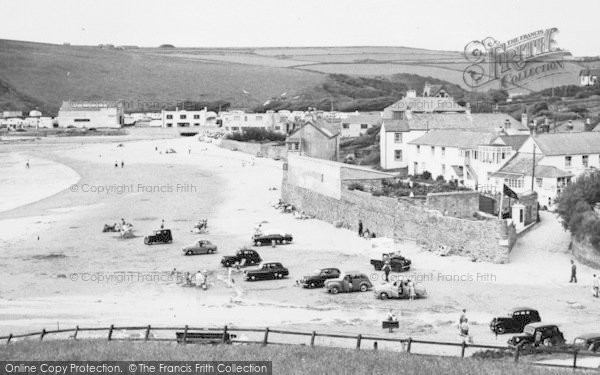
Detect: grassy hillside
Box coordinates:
(0, 340, 571, 375)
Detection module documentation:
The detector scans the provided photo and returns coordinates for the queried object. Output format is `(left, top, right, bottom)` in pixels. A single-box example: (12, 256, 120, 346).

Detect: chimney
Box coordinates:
(406, 89, 417, 98)
(466, 103, 471, 115)
(521, 113, 528, 129)
(504, 119, 511, 129)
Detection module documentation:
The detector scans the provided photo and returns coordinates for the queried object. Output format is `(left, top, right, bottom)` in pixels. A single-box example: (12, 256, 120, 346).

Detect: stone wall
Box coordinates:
(572, 237, 600, 269)
(219, 139, 287, 160)
(282, 176, 515, 263)
(426, 191, 480, 219)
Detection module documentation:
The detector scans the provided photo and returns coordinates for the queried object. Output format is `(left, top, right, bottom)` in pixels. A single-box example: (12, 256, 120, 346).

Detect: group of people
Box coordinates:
(114, 160, 125, 168)
(570, 260, 600, 298)
(358, 220, 376, 239)
(175, 269, 209, 290)
(458, 309, 473, 343)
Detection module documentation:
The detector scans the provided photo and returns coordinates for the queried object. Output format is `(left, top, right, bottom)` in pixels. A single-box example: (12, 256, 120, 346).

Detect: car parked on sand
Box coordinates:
(370, 254, 411, 272)
(573, 333, 600, 352)
(490, 307, 541, 334)
(182, 240, 217, 255)
(221, 249, 262, 267)
(373, 280, 427, 299)
(324, 272, 372, 294)
(507, 323, 566, 348)
(252, 232, 293, 246)
(299, 268, 341, 288)
(144, 229, 172, 245)
(244, 262, 289, 281)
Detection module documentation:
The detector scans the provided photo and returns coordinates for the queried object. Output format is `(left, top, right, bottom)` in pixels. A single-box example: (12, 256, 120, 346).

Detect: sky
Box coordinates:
(1, 0, 599, 56)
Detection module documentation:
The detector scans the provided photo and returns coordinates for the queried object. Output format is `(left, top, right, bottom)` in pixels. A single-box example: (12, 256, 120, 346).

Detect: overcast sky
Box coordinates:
(1, 0, 599, 56)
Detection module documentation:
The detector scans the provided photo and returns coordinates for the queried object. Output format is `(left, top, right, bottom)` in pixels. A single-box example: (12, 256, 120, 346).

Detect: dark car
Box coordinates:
(508, 323, 566, 348)
(299, 268, 341, 288)
(490, 307, 541, 334)
(244, 262, 289, 281)
(144, 229, 173, 245)
(221, 249, 262, 267)
(371, 255, 411, 272)
(324, 272, 372, 294)
(573, 333, 600, 352)
(252, 232, 293, 246)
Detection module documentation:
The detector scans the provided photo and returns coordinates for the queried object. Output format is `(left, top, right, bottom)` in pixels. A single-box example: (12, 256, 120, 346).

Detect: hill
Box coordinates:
(0, 340, 571, 375)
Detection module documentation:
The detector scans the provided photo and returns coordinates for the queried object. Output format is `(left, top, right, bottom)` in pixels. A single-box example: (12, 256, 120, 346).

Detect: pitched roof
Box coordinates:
(409, 130, 497, 149)
(342, 113, 382, 125)
(533, 132, 600, 156)
(494, 134, 530, 150)
(384, 97, 465, 113)
(382, 119, 410, 132)
(383, 113, 525, 132)
(491, 153, 573, 179)
(287, 119, 340, 140)
(580, 68, 600, 76)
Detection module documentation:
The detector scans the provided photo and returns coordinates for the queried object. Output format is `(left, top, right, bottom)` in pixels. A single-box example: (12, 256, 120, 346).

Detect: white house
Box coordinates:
(161, 108, 208, 128)
(580, 69, 600, 86)
(491, 132, 600, 206)
(340, 112, 381, 138)
(220, 110, 275, 133)
(57, 101, 123, 128)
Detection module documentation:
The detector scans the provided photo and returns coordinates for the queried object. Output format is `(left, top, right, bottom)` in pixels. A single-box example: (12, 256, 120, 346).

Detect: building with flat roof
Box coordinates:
(57, 101, 123, 128)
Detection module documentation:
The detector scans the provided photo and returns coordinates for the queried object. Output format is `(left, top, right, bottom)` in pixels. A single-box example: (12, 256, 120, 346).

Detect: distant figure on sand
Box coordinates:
(570, 260, 577, 283)
(160, 219, 165, 229)
(358, 220, 363, 237)
(593, 274, 599, 298)
(121, 160, 124, 168)
(459, 309, 467, 325)
(26, 160, 30, 168)
(114, 160, 118, 168)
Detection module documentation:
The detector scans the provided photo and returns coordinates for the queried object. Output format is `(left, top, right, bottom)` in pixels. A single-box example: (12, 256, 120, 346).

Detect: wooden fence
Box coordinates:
(2, 325, 599, 370)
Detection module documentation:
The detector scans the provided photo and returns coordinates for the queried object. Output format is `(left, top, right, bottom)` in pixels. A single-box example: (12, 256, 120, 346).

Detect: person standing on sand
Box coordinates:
(121, 160, 124, 168)
(593, 274, 599, 298)
(459, 309, 467, 325)
(160, 219, 165, 229)
(570, 260, 577, 283)
(358, 220, 363, 237)
(382, 255, 391, 282)
(114, 160, 118, 168)
(26, 160, 30, 169)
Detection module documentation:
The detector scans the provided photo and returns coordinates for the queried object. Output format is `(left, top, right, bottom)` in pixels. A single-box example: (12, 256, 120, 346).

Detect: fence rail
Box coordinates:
(2, 325, 600, 370)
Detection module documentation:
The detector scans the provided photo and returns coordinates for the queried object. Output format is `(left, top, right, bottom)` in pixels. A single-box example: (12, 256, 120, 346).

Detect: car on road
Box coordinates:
(144, 229, 173, 245)
(490, 308, 541, 334)
(182, 240, 217, 255)
(324, 272, 372, 294)
(373, 280, 427, 299)
(370, 254, 411, 272)
(244, 262, 289, 281)
(507, 323, 566, 348)
(573, 333, 600, 352)
(221, 249, 262, 267)
(299, 268, 341, 288)
(252, 232, 293, 246)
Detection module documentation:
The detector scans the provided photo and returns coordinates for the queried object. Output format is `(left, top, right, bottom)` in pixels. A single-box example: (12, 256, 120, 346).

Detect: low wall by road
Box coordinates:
(219, 139, 287, 160)
(572, 237, 600, 269)
(282, 177, 515, 263)
(426, 191, 480, 219)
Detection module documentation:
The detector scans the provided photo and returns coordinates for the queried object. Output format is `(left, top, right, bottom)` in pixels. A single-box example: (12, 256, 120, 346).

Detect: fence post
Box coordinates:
(310, 331, 316, 347)
(183, 325, 189, 345)
(222, 326, 228, 344)
(108, 325, 114, 341)
(373, 342, 378, 351)
(73, 326, 79, 340)
(356, 334, 362, 350)
(40, 329, 46, 341)
(406, 337, 412, 353)
(7, 334, 12, 344)
(573, 350, 578, 369)
(262, 327, 269, 346)
(145, 325, 151, 341)
(513, 345, 520, 363)
(461, 341, 467, 358)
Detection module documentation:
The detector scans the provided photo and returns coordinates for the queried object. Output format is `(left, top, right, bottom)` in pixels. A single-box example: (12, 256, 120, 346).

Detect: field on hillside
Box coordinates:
(0, 340, 572, 375)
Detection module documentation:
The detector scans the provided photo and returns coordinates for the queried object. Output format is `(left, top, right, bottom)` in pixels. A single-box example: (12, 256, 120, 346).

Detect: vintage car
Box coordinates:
(324, 272, 372, 294)
(507, 323, 566, 348)
(144, 229, 173, 245)
(370, 254, 411, 272)
(490, 307, 541, 334)
(244, 262, 289, 281)
(221, 248, 262, 267)
(182, 240, 217, 255)
(573, 333, 600, 352)
(373, 280, 427, 299)
(299, 268, 341, 288)
(252, 231, 293, 246)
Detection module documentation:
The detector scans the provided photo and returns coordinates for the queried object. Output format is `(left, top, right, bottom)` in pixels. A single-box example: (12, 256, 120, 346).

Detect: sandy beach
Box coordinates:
(1, 129, 599, 354)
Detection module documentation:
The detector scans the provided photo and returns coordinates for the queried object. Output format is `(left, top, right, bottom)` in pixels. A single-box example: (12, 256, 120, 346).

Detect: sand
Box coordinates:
(1, 128, 599, 356)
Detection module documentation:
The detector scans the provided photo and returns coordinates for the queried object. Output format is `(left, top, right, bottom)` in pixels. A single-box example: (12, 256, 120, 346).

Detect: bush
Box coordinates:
(435, 175, 445, 182)
(225, 128, 286, 143)
(347, 182, 365, 191)
(421, 171, 432, 181)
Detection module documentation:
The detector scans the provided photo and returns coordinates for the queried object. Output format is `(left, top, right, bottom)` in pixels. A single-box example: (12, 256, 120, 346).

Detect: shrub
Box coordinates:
(435, 175, 445, 182)
(347, 182, 364, 191)
(225, 128, 286, 143)
(421, 171, 432, 181)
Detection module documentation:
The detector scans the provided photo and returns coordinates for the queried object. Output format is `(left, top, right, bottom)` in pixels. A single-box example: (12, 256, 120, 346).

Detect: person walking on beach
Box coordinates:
(459, 309, 467, 325)
(407, 279, 415, 300)
(570, 260, 577, 283)
(358, 220, 363, 237)
(121, 160, 124, 168)
(114, 160, 118, 168)
(25, 160, 30, 169)
(593, 274, 599, 298)
(382, 255, 391, 282)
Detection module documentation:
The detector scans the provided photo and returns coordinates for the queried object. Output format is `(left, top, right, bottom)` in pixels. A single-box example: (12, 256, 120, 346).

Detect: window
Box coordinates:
(441, 147, 446, 156)
(394, 132, 402, 143)
(394, 150, 402, 161)
(244, 116, 248, 121)
(583, 155, 589, 167)
(275, 126, 280, 130)
(506, 178, 524, 189)
(166, 115, 173, 119)
(74, 119, 90, 122)
(361, 124, 368, 129)
(431, 146, 435, 155)
(417, 145, 420, 154)
(536, 178, 542, 187)
(231, 126, 239, 131)
(256, 116, 263, 121)
(166, 123, 172, 127)
(342, 123, 349, 129)
(193, 114, 200, 119)
(442, 164, 446, 175)
(180, 114, 187, 119)
(233, 116, 240, 121)
(565, 156, 572, 167)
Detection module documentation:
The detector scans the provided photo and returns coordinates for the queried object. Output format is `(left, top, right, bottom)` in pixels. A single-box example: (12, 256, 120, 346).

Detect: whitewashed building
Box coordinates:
(161, 108, 208, 128)
(340, 112, 382, 138)
(57, 101, 123, 128)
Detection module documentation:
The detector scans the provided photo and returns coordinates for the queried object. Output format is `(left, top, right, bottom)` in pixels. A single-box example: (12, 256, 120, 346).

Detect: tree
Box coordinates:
(557, 170, 600, 232)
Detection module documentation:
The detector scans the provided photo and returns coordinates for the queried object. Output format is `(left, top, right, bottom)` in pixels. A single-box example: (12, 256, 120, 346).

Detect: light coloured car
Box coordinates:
(182, 239, 217, 256)
(373, 280, 427, 299)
